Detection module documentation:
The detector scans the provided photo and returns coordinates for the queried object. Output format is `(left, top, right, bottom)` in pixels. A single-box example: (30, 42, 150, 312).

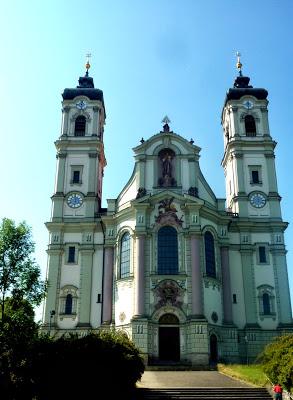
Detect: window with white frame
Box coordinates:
(257, 285, 275, 316)
(70, 165, 83, 184)
(249, 165, 262, 185)
(119, 232, 131, 278)
(60, 286, 78, 315)
(66, 244, 78, 264)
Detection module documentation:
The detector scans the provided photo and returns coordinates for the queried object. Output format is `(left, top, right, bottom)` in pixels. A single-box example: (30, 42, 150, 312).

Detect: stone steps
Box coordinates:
(136, 387, 272, 399)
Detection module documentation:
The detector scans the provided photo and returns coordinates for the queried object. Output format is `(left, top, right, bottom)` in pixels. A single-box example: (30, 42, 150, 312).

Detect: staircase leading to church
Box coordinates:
(136, 387, 272, 399)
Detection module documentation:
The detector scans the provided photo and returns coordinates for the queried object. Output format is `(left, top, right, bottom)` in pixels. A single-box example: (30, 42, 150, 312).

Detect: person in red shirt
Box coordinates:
(273, 383, 283, 400)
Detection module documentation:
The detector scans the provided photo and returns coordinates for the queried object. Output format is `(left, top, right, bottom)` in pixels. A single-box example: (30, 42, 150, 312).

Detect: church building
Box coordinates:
(44, 57, 292, 365)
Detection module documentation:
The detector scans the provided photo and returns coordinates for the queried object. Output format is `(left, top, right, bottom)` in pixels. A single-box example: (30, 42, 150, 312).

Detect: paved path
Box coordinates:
(138, 371, 251, 388)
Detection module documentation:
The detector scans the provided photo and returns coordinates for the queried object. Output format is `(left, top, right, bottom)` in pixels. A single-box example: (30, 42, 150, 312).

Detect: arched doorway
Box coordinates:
(210, 334, 218, 363)
(159, 314, 180, 362)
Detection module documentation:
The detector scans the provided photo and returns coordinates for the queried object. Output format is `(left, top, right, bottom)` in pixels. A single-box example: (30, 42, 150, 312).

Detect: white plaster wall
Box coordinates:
(115, 281, 134, 325)
(229, 250, 246, 328)
(198, 180, 215, 205)
(58, 317, 78, 329)
(63, 233, 82, 242)
(243, 154, 268, 194)
(64, 154, 89, 194)
(181, 159, 189, 191)
(90, 249, 104, 328)
(228, 232, 240, 245)
(146, 139, 163, 155)
(248, 202, 270, 218)
(201, 218, 218, 233)
(251, 233, 271, 243)
(60, 265, 80, 288)
(145, 159, 154, 190)
(254, 265, 275, 289)
(63, 201, 86, 217)
(117, 178, 137, 208)
(203, 286, 222, 324)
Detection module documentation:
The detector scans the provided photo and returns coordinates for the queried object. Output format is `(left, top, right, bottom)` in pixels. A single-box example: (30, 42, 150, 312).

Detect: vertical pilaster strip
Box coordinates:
(138, 159, 146, 189)
(272, 249, 292, 324)
(231, 106, 239, 136)
(61, 106, 70, 136)
(188, 160, 196, 188)
(221, 246, 233, 324)
(134, 235, 145, 317)
(102, 247, 114, 323)
(234, 153, 245, 193)
(93, 107, 99, 136)
(55, 153, 66, 193)
(240, 249, 258, 326)
(44, 248, 62, 324)
(190, 235, 203, 317)
(88, 153, 98, 193)
(265, 154, 278, 193)
(78, 249, 94, 326)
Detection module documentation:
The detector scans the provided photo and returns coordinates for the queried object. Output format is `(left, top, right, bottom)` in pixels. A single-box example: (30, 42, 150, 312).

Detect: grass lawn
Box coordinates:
(217, 363, 269, 387)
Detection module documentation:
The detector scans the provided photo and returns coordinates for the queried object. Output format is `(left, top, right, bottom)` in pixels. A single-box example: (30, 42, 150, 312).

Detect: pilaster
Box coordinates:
(44, 248, 63, 324)
(92, 107, 99, 136)
(55, 152, 67, 193)
(190, 235, 203, 317)
(61, 106, 70, 136)
(221, 246, 233, 324)
(240, 248, 259, 327)
(102, 246, 114, 324)
(78, 247, 94, 326)
(133, 234, 145, 318)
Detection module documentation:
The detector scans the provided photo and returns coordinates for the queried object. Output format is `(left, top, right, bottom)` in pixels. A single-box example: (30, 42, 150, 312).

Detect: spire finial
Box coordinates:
(236, 51, 243, 76)
(85, 53, 91, 76)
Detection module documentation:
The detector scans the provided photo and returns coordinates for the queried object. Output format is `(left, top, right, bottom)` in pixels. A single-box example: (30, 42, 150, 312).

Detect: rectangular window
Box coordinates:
(70, 165, 83, 185)
(249, 165, 262, 185)
(259, 246, 267, 263)
(233, 294, 237, 304)
(68, 246, 75, 263)
(251, 170, 259, 183)
(72, 170, 80, 183)
(97, 294, 101, 303)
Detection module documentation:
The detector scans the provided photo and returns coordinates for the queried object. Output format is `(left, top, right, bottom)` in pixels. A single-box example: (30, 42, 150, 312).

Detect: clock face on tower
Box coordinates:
(76, 100, 87, 110)
(249, 192, 266, 208)
(67, 192, 83, 208)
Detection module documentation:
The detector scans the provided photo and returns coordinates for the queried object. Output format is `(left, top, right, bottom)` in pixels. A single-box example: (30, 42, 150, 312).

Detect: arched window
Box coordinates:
(244, 115, 256, 136)
(262, 293, 271, 315)
(158, 226, 178, 274)
(74, 116, 86, 136)
(205, 231, 216, 277)
(120, 232, 131, 278)
(65, 294, 73, 314)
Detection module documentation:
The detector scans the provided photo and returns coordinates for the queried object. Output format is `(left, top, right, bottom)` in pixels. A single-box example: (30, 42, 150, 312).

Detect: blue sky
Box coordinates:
(1, 0, 293, 319)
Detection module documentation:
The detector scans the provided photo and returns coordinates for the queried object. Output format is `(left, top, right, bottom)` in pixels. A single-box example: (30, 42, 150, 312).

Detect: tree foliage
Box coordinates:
(0, 218, 46, 322)
(258, 334, 293, 391)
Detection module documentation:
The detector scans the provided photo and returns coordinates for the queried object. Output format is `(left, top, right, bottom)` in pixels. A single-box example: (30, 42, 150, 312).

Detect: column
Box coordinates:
(44, 248, 62, 325)
(61, 106, 70, 136)
(272, 249, 292, 324)
(265, 154, 278, 193)
(241, 249, 258, 327)
(92, 107, 99, 136)
(78, 248, 94, 326)
(134, 235, 145, 317)
(102, 247, 114, 324)
(190, 235, 203, 317)
(88, 152, 98, 194)
(221, 246, 233, 324)
(55, 153, 66, 193)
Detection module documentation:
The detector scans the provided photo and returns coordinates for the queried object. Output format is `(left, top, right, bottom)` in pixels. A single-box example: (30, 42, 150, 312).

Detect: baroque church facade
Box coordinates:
(44, 61, 292, 365)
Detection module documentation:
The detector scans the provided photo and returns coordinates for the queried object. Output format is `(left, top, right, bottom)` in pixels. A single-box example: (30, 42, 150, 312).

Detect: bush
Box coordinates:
(28, 330, 145, 399)
(258, 334, 293, 392)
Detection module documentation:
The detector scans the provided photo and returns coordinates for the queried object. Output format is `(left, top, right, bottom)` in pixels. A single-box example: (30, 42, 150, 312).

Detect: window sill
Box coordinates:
(250, 181, 262, 185)
(117, 275, 134, 282)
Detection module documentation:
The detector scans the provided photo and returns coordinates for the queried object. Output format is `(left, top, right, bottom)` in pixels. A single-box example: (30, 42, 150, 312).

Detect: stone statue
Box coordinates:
(162, 153, 172, 177)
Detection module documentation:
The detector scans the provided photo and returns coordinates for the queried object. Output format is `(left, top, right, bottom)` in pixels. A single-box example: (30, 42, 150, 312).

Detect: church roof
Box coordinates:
(62, 73, 105, 108)
(224, 75, 268, 105)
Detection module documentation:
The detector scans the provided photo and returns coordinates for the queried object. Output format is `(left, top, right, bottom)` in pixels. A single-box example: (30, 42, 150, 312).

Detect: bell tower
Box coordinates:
(221, 53, 281, 219)
(44, 58, 106, 329)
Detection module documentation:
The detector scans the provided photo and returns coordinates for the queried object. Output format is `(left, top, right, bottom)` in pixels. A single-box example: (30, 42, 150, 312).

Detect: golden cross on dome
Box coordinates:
(236, 51, 243, 76)
(85, 53, 91, 73)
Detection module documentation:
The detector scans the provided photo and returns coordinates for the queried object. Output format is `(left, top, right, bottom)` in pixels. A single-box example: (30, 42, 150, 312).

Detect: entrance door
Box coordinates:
(210, 334, 218, 363)
(159, 327, 180, 362)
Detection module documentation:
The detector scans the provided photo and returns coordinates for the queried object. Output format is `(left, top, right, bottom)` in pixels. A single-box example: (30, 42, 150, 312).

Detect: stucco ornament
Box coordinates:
(155, 197, 183, 226)
(153, 280, 184, 310)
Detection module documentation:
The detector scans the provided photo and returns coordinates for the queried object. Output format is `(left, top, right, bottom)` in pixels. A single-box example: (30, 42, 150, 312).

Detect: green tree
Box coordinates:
(259, 334, 293, 392)
(0, 218, 46, 323)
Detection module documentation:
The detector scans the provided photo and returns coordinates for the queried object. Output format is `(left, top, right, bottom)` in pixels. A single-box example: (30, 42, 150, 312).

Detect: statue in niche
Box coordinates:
(158, 148, 177, 187)
(162, 153, 172, 178)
